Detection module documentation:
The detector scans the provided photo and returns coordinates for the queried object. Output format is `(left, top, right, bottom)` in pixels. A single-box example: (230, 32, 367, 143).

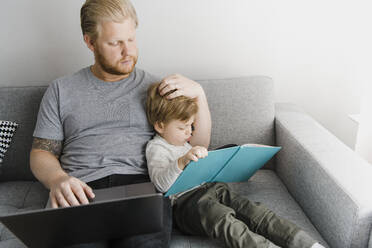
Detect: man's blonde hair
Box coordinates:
(80, 0, 138, 42)
(146, 83, 198, 127)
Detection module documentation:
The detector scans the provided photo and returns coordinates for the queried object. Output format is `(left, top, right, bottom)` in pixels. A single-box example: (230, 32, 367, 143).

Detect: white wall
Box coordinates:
(355, 81, 372, 163)
(1, 0, 370, 148)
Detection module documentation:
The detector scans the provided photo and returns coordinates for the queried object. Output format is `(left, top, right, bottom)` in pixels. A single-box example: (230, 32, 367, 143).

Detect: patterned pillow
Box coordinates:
(0, 120, 19, 163)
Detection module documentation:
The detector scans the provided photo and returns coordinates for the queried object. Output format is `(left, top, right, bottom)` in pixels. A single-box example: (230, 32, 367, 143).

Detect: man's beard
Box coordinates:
(94, 48, 137, 76)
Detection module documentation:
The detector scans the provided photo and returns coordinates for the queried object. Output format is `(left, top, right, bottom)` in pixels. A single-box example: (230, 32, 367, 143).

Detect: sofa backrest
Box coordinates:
(198, 76, 275, 149)
(0, 76, 275, 182)
(0, 86, 47, 181)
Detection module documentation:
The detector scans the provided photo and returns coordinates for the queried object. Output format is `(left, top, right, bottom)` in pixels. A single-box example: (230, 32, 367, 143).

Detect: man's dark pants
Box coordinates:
(65, 174, 172, 248)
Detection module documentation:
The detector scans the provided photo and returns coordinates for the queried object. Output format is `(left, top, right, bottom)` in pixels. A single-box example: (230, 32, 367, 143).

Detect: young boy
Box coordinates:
(145, 82, 325, 248)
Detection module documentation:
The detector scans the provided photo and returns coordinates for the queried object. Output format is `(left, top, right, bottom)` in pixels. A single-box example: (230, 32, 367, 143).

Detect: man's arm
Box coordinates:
(30, 137, 94, 208)
(189, 90, 211, 148)
(30, 138, 65, 189)
(159, 74, 212, 148)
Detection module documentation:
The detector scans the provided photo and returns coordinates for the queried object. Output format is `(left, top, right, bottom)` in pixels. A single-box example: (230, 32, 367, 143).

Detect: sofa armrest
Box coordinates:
(275, 103, 372, 248)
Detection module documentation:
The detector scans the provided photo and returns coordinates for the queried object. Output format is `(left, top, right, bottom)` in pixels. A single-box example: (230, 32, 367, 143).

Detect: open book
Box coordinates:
(165, 144, 281, 197)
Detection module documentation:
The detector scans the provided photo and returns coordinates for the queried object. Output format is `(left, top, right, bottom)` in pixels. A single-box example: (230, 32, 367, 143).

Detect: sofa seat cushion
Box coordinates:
(0, 181, 48, 244)
(170, 169, 329, 247)
(0, 238, 26, 248)
(0, 171, 329, 247)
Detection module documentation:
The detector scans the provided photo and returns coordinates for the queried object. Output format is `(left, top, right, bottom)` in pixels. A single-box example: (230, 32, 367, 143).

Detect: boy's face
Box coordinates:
(155, 116, 195, 146)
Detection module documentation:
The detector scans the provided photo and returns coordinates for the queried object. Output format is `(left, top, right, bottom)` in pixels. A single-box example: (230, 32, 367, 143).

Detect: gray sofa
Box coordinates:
(1, 76, 372, 248)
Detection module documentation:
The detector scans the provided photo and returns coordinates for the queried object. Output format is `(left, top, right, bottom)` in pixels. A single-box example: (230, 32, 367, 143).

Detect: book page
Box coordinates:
(241, 143, 274, 148)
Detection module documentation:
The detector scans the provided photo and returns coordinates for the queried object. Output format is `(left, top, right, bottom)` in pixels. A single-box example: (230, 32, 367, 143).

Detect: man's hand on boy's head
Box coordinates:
(178, 146, 208, 170)
(159, 74, 203, 100)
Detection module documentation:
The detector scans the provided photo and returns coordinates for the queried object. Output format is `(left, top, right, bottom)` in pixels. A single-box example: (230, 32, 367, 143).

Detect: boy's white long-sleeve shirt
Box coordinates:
(145, 134, 192, 193)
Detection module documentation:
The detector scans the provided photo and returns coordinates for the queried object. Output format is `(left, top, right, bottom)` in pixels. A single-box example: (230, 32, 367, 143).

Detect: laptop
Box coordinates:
(0, 182, 163, 248)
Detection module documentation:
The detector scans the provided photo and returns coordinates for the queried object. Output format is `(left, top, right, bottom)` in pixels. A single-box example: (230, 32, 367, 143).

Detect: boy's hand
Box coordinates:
(178, 146, 208, 170)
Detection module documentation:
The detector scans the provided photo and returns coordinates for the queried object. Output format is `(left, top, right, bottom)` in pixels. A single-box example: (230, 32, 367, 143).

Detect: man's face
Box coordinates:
(93, 19, 138, 76)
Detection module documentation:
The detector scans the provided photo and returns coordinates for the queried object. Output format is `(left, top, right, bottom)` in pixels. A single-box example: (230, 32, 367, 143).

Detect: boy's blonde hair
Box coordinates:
(80, 0, 138, 42)
(146, 82, 198, 126)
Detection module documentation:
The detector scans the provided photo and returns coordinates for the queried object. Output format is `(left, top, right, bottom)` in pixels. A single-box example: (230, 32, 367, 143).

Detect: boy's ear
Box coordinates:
(154, 122, 164, 134)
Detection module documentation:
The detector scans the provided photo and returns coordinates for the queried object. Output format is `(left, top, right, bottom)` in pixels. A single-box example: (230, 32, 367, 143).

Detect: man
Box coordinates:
(29, 0, 211, 247)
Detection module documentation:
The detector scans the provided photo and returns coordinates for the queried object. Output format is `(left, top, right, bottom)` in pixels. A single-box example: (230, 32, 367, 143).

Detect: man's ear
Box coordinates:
(83, 34, 95, 52)
(154, 122, 164, 134)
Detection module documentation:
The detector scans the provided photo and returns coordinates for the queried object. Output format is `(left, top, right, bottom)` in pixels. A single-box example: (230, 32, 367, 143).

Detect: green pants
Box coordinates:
(173, 182, 316, 248)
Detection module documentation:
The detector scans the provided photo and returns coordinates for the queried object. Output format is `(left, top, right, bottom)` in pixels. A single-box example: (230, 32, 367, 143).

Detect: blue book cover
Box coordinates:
(165, 144, 281, 197)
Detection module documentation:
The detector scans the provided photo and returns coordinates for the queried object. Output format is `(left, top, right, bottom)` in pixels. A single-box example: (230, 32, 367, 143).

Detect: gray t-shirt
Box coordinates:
(33, 66, 159, 182)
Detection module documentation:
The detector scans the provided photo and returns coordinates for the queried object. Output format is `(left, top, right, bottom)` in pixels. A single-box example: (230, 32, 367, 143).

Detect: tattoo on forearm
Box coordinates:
(32, 138, 62, 158)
